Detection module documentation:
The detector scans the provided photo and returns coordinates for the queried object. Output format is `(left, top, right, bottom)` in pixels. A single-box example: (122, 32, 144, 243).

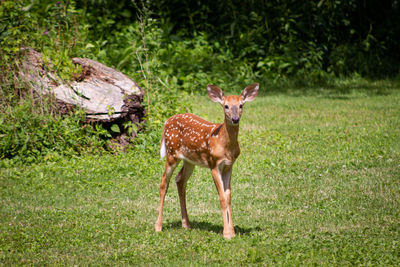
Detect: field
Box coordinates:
(1, 86, 399, 265)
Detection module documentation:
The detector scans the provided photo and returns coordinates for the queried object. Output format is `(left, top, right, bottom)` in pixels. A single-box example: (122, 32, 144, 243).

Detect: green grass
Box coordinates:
(1, 87, 400, 265)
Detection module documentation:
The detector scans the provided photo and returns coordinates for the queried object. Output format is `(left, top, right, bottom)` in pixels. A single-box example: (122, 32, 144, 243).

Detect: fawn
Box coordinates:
(155, 83, 259, 239)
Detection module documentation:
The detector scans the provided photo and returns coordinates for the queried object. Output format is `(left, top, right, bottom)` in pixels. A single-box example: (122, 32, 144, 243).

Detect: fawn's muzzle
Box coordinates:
(231, 117, 240, 124)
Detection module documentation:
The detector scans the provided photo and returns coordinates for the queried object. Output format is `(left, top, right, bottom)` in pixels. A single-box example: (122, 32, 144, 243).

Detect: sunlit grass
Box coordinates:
(1, 87, 399, 265)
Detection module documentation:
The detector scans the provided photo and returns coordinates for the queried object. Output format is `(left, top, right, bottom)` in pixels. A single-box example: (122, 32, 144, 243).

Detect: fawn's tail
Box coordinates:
(160, 130, 166, 160)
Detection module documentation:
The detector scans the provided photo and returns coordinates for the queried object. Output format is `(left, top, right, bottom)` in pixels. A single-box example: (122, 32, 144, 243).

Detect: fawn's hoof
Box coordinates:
(182, 219, 191, 229)
(182, 223, 191, 230)
(155, 224, 162, 232)
(223, 230, 235, 240)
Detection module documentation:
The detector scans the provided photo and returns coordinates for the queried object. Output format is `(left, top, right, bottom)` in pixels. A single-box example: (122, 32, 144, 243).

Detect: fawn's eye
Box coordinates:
(239, 104, 243, 109)
(224, 105, 229, 109)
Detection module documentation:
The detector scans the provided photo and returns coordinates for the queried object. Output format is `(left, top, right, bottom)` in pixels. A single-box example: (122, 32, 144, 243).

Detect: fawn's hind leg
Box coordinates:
(155, 156, 179, 232)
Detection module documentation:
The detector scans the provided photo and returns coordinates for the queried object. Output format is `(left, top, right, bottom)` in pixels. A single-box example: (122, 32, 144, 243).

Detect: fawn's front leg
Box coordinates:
(211, 167, 235, 239)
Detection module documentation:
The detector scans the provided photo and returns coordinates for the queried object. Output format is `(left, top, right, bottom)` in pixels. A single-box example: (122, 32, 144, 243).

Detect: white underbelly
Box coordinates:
(178, 153, 209, 168)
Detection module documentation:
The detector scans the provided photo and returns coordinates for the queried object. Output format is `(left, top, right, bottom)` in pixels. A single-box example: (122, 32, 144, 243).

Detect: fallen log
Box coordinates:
(18, 47, 146, 147)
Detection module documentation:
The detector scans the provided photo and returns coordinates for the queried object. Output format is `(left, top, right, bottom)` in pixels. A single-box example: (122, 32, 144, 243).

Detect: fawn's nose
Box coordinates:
(231, 117, 240, 124)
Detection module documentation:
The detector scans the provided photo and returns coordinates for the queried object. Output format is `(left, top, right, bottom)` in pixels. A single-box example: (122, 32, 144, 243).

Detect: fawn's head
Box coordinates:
(207, 83, 259, 126)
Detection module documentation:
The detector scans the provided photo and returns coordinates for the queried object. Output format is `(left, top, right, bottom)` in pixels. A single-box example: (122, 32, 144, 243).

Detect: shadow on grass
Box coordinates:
(165, 220, 261, 235)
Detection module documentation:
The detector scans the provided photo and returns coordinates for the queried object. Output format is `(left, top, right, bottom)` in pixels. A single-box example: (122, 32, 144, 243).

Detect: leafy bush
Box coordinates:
(156, 33, 257, 93)
(0, 98, 106, 163)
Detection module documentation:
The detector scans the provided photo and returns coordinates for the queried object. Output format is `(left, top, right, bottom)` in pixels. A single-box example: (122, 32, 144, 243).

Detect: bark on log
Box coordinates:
(18, 48, 146, 147)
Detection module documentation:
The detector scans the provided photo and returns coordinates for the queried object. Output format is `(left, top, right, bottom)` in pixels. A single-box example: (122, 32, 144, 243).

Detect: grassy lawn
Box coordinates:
(1, 86, 399, 265)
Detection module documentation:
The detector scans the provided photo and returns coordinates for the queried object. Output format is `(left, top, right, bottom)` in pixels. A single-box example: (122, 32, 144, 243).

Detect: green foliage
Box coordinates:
(78, 0, 400, 92)
(0, 98, 106, 163)
(157, 33, 257, 93)
(0, 0, 86, 82)
(150, 0, 400, 78)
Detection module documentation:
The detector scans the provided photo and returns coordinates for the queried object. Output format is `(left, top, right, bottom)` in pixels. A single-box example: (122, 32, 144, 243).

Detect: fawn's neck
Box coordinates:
(222, 118, 240, 144)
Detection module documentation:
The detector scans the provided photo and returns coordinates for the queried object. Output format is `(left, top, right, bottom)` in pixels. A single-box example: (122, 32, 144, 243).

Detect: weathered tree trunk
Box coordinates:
(18, 48, 146, 147)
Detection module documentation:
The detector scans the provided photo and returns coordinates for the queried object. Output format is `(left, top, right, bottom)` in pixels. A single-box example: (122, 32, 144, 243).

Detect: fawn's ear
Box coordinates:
(207, 85, 225, 104)
(241, 83, 259, 102)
